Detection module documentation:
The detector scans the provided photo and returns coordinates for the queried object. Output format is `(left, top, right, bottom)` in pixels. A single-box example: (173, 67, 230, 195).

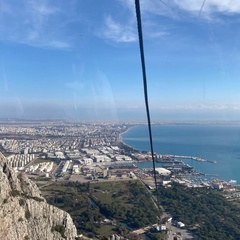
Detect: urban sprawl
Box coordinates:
(0, 120, 239, 199)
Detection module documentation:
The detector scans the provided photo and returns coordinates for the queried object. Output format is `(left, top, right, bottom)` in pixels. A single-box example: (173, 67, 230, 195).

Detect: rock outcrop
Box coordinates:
(0, 152, 78, 240)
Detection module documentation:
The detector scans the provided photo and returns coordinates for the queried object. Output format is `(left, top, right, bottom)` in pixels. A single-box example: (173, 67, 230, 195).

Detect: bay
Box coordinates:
(122, 125, 240, 183)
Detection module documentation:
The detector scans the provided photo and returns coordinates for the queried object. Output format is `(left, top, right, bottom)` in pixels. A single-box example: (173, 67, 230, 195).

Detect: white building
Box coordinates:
(115, 155, 132, 161)
(72, 164, 80, 173)
(177, 222, 185, 228)
(45, 162, 54, 172)
(55, 151, 65, 159)
(62, 160, 70, 173)
(155, 167, 171, 176)
(111, 146, 119, 151)
(83, 158, 93, 165)
(94, 155, 111, 163)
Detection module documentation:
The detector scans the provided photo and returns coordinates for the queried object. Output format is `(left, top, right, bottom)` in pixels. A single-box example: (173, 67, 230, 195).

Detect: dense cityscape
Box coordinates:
(1, 119, 240, 239)
(0, 120, 237, 188)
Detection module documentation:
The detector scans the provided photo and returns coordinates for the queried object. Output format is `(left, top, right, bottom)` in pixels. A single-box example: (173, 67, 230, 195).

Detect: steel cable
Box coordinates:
(135, 0, 157, 190)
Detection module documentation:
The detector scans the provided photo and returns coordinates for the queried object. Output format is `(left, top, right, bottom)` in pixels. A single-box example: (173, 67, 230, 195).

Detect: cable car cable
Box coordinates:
(135, 0, 157, 190)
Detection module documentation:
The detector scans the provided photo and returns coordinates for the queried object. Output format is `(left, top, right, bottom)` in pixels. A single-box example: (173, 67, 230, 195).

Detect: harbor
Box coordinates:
(156, 154, 217, 164)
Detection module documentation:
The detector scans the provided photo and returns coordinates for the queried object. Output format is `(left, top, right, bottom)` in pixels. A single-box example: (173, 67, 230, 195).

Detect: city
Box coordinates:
(1, 119, 240, 239)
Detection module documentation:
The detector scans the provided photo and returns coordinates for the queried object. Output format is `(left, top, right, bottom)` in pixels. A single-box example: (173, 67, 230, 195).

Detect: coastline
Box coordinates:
(118, 124, 240, 184)
(119, 125, 137, 139)
(119, 125, 137, 146)
(119, 125, 148, 154)
(120, 125, 212, 163)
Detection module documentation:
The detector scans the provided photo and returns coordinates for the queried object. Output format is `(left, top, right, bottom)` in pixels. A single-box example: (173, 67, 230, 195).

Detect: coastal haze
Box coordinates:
(1, 1, 240, 121)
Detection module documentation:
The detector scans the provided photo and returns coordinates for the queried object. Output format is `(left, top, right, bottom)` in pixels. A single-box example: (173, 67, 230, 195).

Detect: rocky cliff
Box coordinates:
(0, 152, 78, 240)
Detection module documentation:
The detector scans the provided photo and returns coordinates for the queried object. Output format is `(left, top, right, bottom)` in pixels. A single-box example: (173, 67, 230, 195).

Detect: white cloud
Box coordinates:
(120, 0, 240, 21)
(66, 81, 84, 90)
(0, 0, 77, 49)
(108, 0, 240, 46)
(2, 0, 239, 48)
(100, 0, 169, 43)
(147, 31, 168, 38)
(142, 0, 240, 17)
(29, 0, 60, 16)
(119, 0, 170, 15)
(173, 0, 240, 15)
(47, 40, 71, 49)
(102, 15, 137, 43)
(155, 103, 240, 111)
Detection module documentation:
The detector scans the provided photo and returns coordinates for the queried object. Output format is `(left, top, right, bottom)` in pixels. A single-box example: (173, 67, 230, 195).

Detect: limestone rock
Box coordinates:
(0, 152, 78, 240)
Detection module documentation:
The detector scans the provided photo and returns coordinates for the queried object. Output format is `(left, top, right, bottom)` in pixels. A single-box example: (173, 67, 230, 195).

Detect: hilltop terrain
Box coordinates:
(0, 152, 78, 240)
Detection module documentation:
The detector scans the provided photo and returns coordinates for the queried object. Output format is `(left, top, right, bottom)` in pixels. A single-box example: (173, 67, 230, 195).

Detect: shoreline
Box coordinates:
(118, 125, 236, 183)
(119, 125, 212, 163)
(119, 125, 137, 140)
(118, 126, 140, 151)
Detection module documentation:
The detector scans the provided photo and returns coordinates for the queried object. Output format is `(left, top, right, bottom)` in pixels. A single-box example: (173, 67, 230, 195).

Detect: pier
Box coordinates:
(157, 154, 217, 164)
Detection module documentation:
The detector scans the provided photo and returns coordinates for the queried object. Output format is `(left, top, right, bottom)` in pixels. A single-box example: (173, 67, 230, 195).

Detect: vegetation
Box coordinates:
(10, 187, 43, 202)
(52, 225, 66, 239)
(157, 183, 240, 240)
(10, 190, 21, 197)
(25, 209, 31, 220)
(118, 142, 139, 154)
(19, 198, 25, 206)
(42, 181, 102, 237)
(146, 228, 166, 240)
(31, 196, 44, 202)
(41, 180, 161, 238)
(92, 180, 161, 228)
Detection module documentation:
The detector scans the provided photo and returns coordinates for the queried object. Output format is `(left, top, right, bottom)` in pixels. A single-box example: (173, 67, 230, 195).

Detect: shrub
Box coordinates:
(52, 225, 66, 239)
(19, 198, 25, 206)
(32, 196, 44, 202)
(10, 190, 20, 197)
(25, 209, 31, 220)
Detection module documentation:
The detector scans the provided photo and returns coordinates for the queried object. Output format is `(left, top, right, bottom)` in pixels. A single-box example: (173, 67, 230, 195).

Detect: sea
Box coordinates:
(121, 124, 240, 183)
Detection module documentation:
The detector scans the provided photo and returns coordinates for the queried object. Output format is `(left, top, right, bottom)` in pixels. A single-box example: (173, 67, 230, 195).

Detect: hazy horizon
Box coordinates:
(1, 0, 240, 121)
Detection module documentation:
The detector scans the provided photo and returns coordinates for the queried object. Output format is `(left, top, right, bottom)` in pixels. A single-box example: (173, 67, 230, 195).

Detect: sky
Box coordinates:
(1, 0, 240, 121)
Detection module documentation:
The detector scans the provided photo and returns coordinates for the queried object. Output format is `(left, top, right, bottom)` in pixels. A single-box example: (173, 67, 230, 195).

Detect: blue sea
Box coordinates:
(122, 124, 240, 183)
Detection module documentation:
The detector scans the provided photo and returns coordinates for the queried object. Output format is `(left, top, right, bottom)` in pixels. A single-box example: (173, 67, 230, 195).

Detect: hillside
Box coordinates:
(0, 152, 78, 240)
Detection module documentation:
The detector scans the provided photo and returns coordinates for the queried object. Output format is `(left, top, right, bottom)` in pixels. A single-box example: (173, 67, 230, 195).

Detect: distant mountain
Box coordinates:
(0, 152, 78, 240)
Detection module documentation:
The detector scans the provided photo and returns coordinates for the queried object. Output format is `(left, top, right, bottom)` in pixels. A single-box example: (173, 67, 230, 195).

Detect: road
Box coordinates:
(131, 222, 194, 240)
(133, 177, 194, 240)
(166, 222, 194, 240)
(132, 224, 158, 235)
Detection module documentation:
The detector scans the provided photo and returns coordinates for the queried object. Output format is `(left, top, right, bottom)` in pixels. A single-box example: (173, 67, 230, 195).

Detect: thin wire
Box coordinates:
(135, 0, 157, 190)
(158, 0, 170, 8)
(198, 0, 207, 18)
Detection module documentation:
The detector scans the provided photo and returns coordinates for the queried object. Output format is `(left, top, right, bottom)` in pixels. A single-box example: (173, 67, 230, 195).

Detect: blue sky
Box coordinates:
(1, 0, 240, 121)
